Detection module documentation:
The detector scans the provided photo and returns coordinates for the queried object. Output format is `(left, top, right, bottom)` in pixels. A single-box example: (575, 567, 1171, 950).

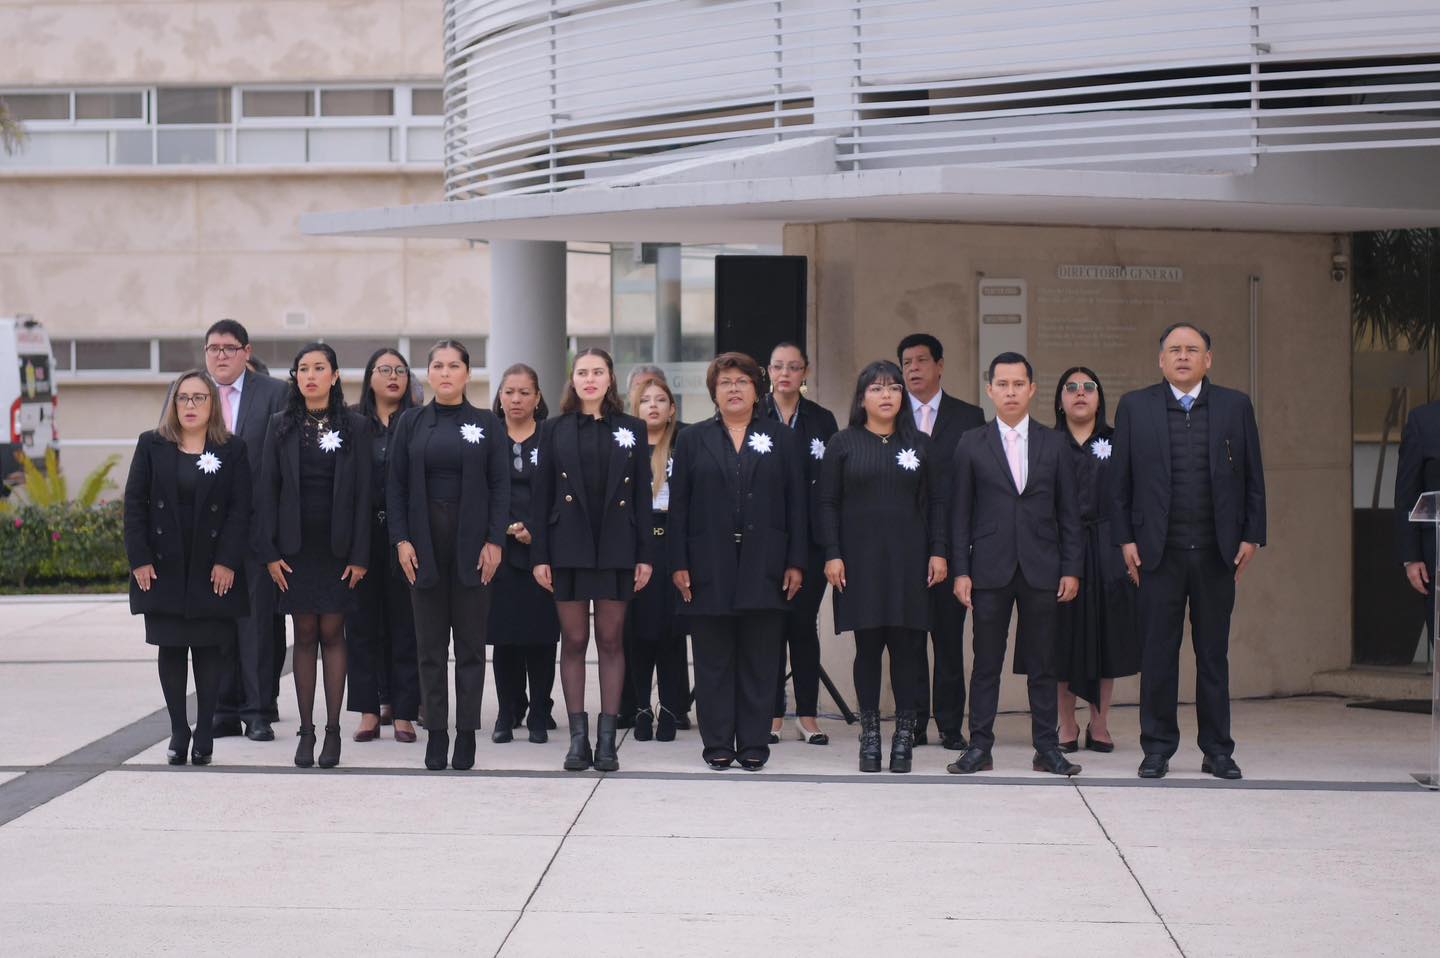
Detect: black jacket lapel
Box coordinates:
(603, 420, 636, 506)
(986, 420, 1019, 495)
(1151, 383, 1172, 479)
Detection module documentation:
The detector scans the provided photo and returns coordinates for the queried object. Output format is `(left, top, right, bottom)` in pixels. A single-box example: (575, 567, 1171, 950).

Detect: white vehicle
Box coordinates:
(0, 315, 59, 479)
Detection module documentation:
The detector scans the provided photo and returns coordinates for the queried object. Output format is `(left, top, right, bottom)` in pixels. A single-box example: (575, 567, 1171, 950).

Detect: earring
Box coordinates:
(799, 380, 808, 396)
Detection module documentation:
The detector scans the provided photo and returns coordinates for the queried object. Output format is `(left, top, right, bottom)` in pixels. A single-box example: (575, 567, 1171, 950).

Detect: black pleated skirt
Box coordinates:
(552, 567, 634, 603)
(144, 613, 236, 648)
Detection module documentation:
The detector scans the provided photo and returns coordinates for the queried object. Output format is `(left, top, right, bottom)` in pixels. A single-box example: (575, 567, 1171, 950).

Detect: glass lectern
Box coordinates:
(1406, 491, 1440, 789)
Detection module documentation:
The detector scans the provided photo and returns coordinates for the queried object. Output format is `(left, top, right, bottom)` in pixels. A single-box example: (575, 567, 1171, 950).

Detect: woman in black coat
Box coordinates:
(819, 360, 948, 773)
(1053, 367, 1140, 753)
(256, 342, 371, 769)
(346, 348, 421, 745)
(531, 348, 653, 772)
(763, 341, 839, 746)
(388, 340, 510, 772)
(488, 363, 560, 744)
(124, 370, 251, 766)
(669, 352, 807, 770)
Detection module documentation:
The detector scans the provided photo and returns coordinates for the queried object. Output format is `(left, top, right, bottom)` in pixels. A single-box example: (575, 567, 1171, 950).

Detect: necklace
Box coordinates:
(306, 409, 329, 428)
(865, 426, 894, 445)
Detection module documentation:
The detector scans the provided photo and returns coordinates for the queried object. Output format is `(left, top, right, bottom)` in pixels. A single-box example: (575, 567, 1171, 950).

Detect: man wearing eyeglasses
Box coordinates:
(1111, 322, 1266, 781)
(897, 333, 985, 750)
(204, 319, 288, 742)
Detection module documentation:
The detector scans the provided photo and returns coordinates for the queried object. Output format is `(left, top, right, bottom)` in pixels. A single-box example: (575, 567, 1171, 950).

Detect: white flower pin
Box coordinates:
(613, 427, 636, 449)
(196, 452, 222, 475)
(461, 422, 484, 444)
(1091, 438, 1113, 460)
(666, 457, 674, 478)
(897, 448, 920, 471)
(747, 432, 774, 455)
(529, 447, 539, 466)
(810, 437, 826, 460)
(318, 429, 343, 453)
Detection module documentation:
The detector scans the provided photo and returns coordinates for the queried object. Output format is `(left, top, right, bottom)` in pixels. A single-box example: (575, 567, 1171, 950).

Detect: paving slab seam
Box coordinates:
(1075, 784, 1187, 957)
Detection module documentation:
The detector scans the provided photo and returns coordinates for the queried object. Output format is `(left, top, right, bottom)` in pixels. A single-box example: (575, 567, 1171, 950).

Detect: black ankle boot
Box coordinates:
(632, 708, 654, 742)
(858, 710, 882, 773)
(655, 707, 678, 742)
(317, 725, 342, 768)
(452, 729, 477, 770)
(594, 713, 620, 771)
(425, 729, 450, 770)
(564, 713, 593, 771)
(294, 725, 316, 768)
(492, 711, 515, 743)
(890, 710, 916, 774)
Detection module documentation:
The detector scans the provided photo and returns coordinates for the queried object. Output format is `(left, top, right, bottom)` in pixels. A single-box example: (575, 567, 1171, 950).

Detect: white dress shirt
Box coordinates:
(909, 391, 942, 435)
(1170, 381, 1202, 403)
(219, 370, 246, 427)
(998, 414, 1030, 490)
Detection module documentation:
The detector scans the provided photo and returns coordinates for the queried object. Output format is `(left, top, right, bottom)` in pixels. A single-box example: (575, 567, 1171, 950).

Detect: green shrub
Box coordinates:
(0, 501, 128, 588)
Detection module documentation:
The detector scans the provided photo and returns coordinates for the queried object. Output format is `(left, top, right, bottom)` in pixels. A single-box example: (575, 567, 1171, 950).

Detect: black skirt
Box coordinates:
(628, 514, 679, 641)
(277, 518, 357, 615)
(488, 560, 560, 645)
(552, 567, 634, 603)
(1056, 519, 1141, 704)
(144, 613, 236, 648)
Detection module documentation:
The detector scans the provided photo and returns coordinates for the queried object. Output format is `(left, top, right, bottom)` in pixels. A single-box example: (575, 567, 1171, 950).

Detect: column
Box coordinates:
(488, 240, 568, 404)
(653, 243, 682, 364)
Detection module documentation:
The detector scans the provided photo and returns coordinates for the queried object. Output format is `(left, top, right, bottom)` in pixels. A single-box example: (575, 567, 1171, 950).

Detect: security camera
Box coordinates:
(1331, 253, 1349, 283)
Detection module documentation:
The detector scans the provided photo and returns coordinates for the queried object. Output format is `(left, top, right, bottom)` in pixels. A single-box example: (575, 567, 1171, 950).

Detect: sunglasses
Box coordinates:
(1063, 381, 1098, 394)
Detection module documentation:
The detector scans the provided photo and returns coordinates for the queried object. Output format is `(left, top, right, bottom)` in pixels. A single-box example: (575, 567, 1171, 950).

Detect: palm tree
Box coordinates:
(0, 98, 26, 154)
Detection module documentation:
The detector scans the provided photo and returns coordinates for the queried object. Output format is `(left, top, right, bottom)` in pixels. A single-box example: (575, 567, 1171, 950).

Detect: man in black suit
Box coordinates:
(205, 319, 288, 741)
(1111, 323, 1266, 781)
(898, 333, 986, 749)
(948, 352, 1083, 776)
(1395, 400, 1440, 637)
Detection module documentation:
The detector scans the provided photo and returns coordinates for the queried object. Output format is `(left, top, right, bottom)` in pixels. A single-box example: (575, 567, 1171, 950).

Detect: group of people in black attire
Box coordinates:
(125, 318, 1265, 780)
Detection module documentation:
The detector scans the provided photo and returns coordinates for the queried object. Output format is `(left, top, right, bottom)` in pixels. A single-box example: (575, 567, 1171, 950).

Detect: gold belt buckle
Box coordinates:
(653, 526, 665, 537)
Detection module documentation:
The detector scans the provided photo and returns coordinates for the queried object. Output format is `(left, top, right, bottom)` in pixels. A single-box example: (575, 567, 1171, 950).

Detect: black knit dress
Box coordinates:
(818, 428, 947, 634)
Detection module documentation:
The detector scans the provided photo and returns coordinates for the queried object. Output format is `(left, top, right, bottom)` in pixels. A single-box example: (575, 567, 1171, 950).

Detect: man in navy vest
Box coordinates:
(1111, 323, 1266, 780)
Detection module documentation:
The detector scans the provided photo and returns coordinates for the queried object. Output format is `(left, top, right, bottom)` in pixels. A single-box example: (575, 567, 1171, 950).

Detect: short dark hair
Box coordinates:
(205, 319, 249, 346)
(986, 351, 1034, 383)
(1158, 322, 1212, 350)
(705, 352, 764, 405)
(896, 333, 943, 364)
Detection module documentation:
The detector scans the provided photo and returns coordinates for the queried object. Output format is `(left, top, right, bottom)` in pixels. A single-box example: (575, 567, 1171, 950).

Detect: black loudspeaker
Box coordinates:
(714, 255, 807, 368)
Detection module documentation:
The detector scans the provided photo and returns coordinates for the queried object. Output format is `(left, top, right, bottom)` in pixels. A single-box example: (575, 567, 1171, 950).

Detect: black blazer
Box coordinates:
(254, 410, 372, 567)
(123, 432, 252, 618)
(951, 419, 1083, 590)
(229, 370, 288, 482)
(1110, 380, 1266, 567)
(920, 390, 987, 479)
(1395, 400, 1440, 567)
(530, 411, 653, 570)
(764, 393, 839, 551)
(387, 400, 510, 589)
(668, 415, 808, 615)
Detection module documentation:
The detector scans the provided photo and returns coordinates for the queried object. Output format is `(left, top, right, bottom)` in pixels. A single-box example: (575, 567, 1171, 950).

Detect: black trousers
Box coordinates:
(853, 627, 926, 712)
(969, 569, 1060, 753)
(410, 501, 491, 732)
(216, 558, 279, 724)
(773, 549, 825, 718)
(629, 633, 690, 714)
(689, 612, 784, 763)
(493, 644, 557, 730)
(918, 585, 969, 735)
(1138, 547, 1237, 759)
(346, 516, 421, 720)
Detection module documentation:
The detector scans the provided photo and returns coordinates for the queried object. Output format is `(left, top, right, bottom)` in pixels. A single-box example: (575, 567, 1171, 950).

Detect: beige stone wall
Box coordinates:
(786, 220, 1352, 712)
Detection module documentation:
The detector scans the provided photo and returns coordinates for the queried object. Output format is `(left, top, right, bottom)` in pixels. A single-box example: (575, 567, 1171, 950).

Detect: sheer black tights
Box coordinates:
(157, 645, 224, 753)
(292, 612, 347, 729)
(556, 599, 627, 715)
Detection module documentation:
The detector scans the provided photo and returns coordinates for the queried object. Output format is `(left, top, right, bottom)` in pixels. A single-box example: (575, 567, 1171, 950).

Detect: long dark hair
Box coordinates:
(491, 362, 550, 422)
(358, 347, 416, 428)
(276, 341, 347, 439)
(847, 360, 917, 439)
(1053, 365, 1109, 436)
(560, 347, 625, 417)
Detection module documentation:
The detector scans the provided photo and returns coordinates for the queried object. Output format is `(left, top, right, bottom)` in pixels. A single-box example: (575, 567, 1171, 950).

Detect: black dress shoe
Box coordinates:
(452, 730, 476, 771)
(167, 729, 191, 766)
(633, 708, 654, 742)
(946, 747, 993, 774)
(1138, 754, 1169, 779)
(912, 729, 929, 747)
(190, 750, 212, 767)
(425, 730, 450, 771)
(655, 707, 678, 742)
(940, 731, 969, 751)
(675, 713, 692, 731)
(245, 718, 275, 742)
(491, 724, 514, 744)
(1201, 754, 1243, 780)
(1033, 748, 1082, 776)
(212, 718, 243, 738)
(1084, 726, 1115, 753)
(527, 724, 548, 744)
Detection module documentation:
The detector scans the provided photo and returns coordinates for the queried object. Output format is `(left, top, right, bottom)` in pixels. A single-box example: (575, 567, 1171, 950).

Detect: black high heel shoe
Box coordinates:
(1084, 725, 1115, 753)
(317, 725, 342, 768)
(294, 726, 316, 768)
(167, 729, 191, 766)
(190, 750, 212, 766)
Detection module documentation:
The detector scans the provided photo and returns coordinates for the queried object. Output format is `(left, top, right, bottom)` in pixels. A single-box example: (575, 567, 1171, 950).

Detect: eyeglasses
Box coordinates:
(513, 442, 525, 472)
(1063, 381, 1098, 394)
(176, 393, 210, 408)
(716, 378, 752, 390)
(769, 362, 805, 374)
(375, 364, 408, 378)
(204, 344, 244, 358)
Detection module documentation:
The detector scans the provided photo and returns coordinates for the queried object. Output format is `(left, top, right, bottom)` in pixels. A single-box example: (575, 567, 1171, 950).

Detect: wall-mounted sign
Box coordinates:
(1057, 265, 1183, 282)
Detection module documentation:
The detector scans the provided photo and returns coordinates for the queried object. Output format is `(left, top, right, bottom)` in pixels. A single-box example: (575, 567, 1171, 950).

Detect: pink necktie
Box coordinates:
(919, 404, 933, 435)
(219, 383, 236, 431)
(1005, 429, 1025, 492)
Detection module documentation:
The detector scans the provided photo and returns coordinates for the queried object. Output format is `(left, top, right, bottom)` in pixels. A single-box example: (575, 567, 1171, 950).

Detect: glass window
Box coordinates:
(411, 88, 444, 116)
(156, 87, 231, 124)
(157, 129, 223, 164)
(407, 127, 443, 163)
(242, 90, 314, 118)
(237, 129, 307, 164)
(320, 89, 394, 117)
(1, 93, 69, 121)
(75, 339, 151, 371)
(324, 338, 400, 370)
(250, 339, 316, 373)
(158, 339, 204, 374)
(75, 92, 143, 121)
(308, 128, 392, 163)
(0, 131, 108, 168)
(113, 130, 154, 165)
(50, 340, 73, 372)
